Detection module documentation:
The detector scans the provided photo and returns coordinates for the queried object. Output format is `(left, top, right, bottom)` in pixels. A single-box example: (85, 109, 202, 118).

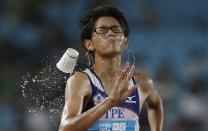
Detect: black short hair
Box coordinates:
(79, 6, 129, 43)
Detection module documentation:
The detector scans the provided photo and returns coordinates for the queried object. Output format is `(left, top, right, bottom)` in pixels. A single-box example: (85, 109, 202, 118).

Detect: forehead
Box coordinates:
(95, 17, 121, 27)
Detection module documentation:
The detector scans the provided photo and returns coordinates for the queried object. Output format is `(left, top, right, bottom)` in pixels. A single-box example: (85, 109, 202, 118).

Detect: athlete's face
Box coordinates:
(85, 17, 128, 58)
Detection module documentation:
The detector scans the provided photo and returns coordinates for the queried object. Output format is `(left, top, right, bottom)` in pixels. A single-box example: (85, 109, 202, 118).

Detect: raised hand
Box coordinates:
(109, 63, 138, 107)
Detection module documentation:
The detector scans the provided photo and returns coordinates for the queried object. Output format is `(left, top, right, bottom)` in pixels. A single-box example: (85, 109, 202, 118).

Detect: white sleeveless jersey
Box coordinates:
(83, 69, 140, 131)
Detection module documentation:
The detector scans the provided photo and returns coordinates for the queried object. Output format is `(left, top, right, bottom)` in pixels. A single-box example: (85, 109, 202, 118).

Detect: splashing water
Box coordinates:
(121, 49, 136, 67)
(78, 33, 136, 70)
(98, 33, 126, 51)
(18, 55, 70, 127)
(18, 53, 91, 128)
(98, 33, 136, 68)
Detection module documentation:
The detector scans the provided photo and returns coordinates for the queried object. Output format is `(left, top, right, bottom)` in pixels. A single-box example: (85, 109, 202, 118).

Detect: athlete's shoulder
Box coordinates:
(65, 71, 90, 91)
(135, 72, 153, 85)
(134, 72, 155, 93)
(67, 71, 89, 84)
(65, 71, 91, 98)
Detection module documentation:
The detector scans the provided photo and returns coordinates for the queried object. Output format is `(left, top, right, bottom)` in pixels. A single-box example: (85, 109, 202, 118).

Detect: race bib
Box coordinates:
(88, 119, 138, 131)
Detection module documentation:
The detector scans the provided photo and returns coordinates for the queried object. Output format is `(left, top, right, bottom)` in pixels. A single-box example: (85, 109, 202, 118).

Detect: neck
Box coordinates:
(93, 55, 121, 78)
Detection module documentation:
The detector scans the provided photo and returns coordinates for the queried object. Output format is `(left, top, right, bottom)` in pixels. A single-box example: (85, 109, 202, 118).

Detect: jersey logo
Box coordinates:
(125, 96, 136, 104)
(93, 93, 105, 105)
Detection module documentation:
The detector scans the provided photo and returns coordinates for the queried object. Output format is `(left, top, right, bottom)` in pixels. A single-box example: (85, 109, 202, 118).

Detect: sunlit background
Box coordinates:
(0, 0, 208, 131)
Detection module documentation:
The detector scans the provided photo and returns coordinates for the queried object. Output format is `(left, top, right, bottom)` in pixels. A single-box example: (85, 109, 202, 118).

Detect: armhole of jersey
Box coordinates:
(132, 76, 136, 85)
(132, 76, 141, 116)
(81, 71, 94, 98)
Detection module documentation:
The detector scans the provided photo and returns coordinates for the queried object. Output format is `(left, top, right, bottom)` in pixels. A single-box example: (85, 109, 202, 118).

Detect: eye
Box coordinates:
(96, 27, 108, 33)
(111, 26, 124, 33)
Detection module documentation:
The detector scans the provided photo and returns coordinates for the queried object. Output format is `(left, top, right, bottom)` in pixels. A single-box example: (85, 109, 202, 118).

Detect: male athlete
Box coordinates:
(59, 6, 163, 131)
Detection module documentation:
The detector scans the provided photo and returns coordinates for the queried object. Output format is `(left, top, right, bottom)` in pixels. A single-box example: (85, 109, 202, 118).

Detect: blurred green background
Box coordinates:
(0, 0, 208, 131)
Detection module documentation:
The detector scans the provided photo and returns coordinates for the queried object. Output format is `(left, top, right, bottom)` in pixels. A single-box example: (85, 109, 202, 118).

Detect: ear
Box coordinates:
(84, 39, 95, 51)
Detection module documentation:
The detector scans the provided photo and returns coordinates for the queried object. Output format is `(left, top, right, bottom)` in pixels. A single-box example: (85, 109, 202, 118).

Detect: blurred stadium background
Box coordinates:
(0, 0, 208, 131)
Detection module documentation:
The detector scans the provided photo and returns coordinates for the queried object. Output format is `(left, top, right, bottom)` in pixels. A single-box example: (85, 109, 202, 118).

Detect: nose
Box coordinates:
(106, 28, 115, 37)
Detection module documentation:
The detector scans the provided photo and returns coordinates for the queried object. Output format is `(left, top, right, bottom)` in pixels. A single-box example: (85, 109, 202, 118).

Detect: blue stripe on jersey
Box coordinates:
(90, 69, 105, 89)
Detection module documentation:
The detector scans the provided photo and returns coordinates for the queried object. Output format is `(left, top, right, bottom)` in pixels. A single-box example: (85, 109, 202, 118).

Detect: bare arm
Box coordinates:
(59, 64, 138, 131)
(138, 73, 164, 131)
